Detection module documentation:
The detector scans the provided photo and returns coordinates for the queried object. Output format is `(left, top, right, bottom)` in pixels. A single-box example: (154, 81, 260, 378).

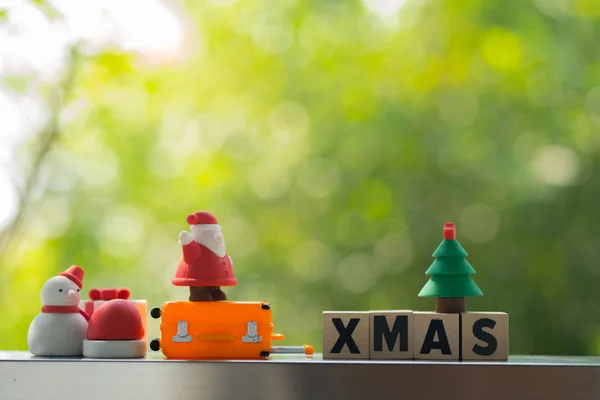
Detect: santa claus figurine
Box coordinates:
(173, 211, 237, 301)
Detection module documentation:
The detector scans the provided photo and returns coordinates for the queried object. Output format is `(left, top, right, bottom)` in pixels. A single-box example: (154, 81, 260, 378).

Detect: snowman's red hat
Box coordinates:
(83, 299, 146, 358)
(59, 265, 84, 289)
(186, 211, 218, 225)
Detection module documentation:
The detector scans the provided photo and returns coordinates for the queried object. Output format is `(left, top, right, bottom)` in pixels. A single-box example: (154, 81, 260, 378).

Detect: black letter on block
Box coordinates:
(420, 319, 451, 355)
(472, 318, 497, 356)
(373, 315, 408, 352)
(330, 318, 360, 354)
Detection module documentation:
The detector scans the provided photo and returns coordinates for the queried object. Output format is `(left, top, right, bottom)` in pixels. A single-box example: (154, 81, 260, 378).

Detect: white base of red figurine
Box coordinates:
(82, 339, 146, 358)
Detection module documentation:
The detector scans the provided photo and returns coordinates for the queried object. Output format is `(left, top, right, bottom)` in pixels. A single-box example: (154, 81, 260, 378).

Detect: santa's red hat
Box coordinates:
(59, 265, 84, 289)
(186, 211, 218, 225)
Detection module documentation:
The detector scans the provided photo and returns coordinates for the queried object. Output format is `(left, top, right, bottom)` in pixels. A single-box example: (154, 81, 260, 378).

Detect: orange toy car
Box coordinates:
(149, 301, 312, 359)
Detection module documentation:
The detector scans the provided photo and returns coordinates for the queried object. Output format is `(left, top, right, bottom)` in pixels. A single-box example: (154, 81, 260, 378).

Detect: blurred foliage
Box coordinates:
(2, 0, 600, 356)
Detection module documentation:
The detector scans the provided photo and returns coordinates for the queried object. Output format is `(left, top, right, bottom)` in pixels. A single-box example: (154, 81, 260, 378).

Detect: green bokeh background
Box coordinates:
(2, 0, 600, 356)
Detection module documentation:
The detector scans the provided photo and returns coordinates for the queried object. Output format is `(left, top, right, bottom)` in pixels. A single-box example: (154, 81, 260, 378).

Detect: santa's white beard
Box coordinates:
(194, 231, 227, 258)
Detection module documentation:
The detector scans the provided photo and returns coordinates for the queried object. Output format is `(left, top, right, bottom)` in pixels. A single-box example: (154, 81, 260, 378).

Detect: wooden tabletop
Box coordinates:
(1, 352, 599, 400)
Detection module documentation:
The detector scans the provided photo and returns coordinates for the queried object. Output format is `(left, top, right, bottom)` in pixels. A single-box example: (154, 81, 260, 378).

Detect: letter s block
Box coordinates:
(322, 312, 369, 359)
(369, 310, 413, 359)
(460, 312, 509, 361)
(414, 312, 459, 360)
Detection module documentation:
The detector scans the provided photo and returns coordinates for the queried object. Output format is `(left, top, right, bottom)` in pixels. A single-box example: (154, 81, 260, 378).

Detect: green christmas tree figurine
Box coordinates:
(418, 222, 483, 313)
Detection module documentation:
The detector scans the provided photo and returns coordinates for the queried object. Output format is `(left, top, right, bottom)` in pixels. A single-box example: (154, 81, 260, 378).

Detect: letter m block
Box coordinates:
(370, 311, 414, 359)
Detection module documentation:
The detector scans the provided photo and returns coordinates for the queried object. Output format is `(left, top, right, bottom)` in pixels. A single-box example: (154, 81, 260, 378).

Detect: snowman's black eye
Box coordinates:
(59, 289, 63, 292)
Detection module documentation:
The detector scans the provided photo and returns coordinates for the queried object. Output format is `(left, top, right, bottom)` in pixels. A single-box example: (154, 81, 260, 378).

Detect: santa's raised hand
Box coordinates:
(179, 231, 193, 246)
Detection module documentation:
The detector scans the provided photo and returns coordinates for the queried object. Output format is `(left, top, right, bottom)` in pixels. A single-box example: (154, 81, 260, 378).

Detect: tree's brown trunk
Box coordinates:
(435, 297, 466, 313)
(189, 286, 227, 302)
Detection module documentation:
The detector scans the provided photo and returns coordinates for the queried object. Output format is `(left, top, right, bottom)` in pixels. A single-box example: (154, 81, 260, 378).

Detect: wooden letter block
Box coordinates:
(414, 312, 459, 360)
(460, 312, 509, 361)
(322, 311, 369, 359)
(369, 310, 413, 359)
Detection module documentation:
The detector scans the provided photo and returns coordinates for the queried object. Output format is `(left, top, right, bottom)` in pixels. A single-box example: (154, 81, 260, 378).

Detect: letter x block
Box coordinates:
(414, 312, 459, 360)
(322, 311, 369, 359)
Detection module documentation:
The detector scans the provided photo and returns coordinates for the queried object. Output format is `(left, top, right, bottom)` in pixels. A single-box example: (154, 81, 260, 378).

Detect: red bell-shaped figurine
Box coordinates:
(173, 211, 237, 301)
(83, 299, 146, 358)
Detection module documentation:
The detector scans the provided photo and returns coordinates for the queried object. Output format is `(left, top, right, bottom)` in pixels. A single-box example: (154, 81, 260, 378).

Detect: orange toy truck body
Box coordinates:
(150, 301, 284, 359)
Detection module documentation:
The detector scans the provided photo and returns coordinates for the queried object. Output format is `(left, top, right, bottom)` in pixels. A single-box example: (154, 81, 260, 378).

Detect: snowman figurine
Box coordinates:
(27, 265, 90, 357)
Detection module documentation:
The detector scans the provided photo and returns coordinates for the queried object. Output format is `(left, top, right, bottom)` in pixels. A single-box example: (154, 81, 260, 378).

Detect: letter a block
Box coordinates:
(322, 312, 369, 359)
(460, 312, 509, 361)
(369, 310, 413, 359)
(414, 312, 459, 360)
